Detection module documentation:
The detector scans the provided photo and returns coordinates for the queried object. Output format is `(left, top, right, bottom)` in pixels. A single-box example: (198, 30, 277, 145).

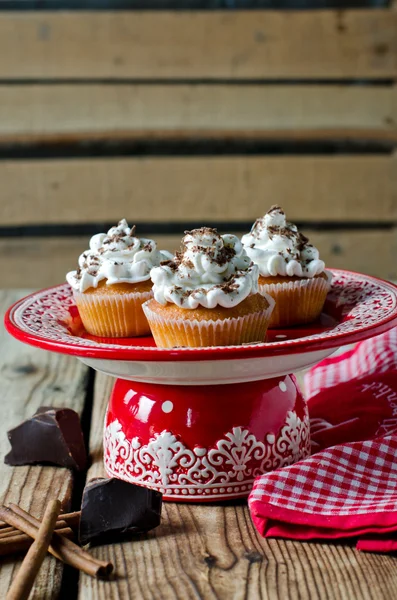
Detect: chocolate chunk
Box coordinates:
(4, 407, 87, 471)
(79, 478, 162, 545)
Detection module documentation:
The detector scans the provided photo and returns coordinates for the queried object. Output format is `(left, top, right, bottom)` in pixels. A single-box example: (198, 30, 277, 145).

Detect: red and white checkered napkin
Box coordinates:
(305, 327, 397, 399)
(248, 329, 397, 553)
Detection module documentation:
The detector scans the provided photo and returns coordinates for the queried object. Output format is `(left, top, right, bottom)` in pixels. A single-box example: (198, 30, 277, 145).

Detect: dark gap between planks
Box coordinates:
(0, 79, 394, 85)
(58, 367, 96, 599)
(0, 139, 393, 160)
(0, 222, 395, 239)
(0, 0, 389, 10)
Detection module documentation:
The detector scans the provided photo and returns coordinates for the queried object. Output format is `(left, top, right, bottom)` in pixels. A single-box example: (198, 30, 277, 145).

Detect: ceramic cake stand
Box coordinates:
(5, 270, 397, 502)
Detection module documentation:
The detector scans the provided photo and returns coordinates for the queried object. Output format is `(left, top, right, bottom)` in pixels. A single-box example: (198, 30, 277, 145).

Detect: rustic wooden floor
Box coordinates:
(1, 290, 397, 600)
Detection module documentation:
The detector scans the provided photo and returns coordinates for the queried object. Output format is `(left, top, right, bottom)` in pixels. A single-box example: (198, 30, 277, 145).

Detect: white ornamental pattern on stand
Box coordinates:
(11, 272, 397, 352)
(103, 412, 311, 499)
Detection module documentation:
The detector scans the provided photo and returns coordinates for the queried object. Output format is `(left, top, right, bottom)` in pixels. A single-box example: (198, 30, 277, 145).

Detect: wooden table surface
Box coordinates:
(1, 290, 396, 600)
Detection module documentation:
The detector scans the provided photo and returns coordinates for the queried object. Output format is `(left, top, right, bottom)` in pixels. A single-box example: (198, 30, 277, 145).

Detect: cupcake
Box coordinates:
(143, 228, 274, 348)
(66, 220, 172, 337)
(242, 206, 332, 328)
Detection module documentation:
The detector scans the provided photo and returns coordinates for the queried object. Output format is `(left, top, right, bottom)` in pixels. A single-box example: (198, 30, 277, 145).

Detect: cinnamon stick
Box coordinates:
(2, 505, 113, 578)
(0, 519, 69, 540)
(0, 527, 73, 557)
(6, 499, 61, 600)
(0, 511, 80, 531)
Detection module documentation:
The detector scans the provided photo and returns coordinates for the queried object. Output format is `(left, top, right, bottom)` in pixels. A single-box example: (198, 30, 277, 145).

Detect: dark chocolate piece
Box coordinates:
(79, 478, 162, 545)
(4, 406, 87, 471)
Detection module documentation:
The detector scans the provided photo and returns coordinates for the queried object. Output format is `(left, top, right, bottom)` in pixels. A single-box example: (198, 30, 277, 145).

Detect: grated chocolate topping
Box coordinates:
(150, 227, 258, 307)
(67, 219, 172, 290)
(241, 205, 326, 279)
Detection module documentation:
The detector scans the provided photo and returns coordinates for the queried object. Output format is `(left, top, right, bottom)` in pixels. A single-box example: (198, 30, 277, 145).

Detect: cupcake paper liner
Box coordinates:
(74, 289, 153, 337)
(142, 300, 275, 348)
(258, 272, 332, 328)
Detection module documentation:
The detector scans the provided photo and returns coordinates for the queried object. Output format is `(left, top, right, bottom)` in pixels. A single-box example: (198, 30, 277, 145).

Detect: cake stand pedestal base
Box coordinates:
(103, 375, 311, 502)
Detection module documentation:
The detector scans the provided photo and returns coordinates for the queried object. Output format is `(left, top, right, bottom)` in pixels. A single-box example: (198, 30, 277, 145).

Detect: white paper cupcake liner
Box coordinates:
(74, 289, 153, 337)
(142, 300, 275, 348)
(258, 271, 332, 328)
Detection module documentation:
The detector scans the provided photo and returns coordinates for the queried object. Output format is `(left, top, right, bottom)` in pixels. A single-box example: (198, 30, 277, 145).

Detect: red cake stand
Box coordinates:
(5, 270, 397, 502)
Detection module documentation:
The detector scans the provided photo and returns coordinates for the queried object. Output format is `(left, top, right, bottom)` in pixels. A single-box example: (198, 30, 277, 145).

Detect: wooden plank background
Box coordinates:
(0, 11, 395, 79)
(0, 7, 396, 287)
(0, 84, 396, 143)
(0, 155, 395, 226)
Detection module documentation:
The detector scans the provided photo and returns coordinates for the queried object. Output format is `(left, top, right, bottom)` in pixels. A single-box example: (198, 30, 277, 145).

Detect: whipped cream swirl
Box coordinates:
(150, 228, 259, 309)
(67, 219, 172, 292)
(242, 206, 325, 278)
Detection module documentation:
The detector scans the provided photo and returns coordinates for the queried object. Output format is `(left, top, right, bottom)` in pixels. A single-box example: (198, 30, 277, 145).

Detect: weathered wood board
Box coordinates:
(0, 11, 395, 79)
(0, 290, 90, 599)
(0, 85, 395, 143)
(0, 155, 395, 226)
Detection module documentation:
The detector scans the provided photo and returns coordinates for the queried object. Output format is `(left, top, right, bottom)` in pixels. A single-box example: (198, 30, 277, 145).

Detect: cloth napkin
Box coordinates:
(248, 329, 397, 553)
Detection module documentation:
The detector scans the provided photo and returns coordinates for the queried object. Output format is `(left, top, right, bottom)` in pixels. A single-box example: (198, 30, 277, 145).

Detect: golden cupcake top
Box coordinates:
(150, 227, 259, 309)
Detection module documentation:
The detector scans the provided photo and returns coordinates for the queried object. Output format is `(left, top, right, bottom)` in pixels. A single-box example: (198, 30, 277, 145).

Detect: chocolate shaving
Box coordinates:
(296, 232, 310, 251)
(184, 227, 218, 237)
(190, 287, 208, 297)
(268, 204, 284, 215)
(160, 259, 178, 271)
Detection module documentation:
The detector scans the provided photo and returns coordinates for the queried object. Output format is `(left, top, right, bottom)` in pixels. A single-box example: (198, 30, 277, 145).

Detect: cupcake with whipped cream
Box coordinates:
(143, 227, 274, 348)
(242, 206, 331, 328)
(66, 219, 172, 337)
